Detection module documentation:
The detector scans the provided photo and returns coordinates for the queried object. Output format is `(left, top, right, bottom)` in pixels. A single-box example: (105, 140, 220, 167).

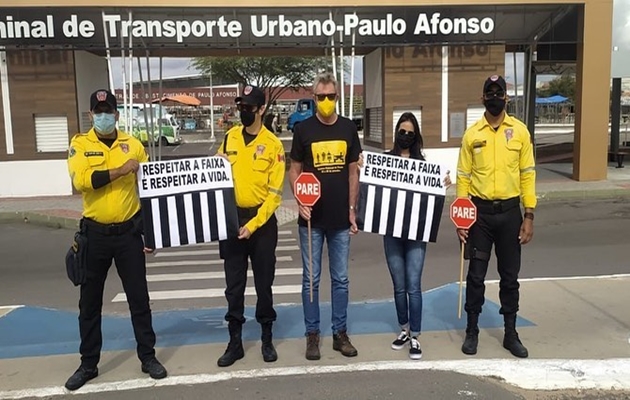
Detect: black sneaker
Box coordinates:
(391, 330, 410, 350)
(64, 366, 98, 391)
(141, 358, 167, 379)
(409, 336, 423, 360)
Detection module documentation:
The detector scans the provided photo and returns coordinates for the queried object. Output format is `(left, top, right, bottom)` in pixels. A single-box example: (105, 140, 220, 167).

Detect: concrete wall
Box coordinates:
(0, 50, 107, 197)
(75, 51, 109, 133)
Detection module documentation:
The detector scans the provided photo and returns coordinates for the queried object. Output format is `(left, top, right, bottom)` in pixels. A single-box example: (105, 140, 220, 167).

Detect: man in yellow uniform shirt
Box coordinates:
(456, 75, 536, 359)
(65, 90, 166, 391)
(216, 85, 286, 367)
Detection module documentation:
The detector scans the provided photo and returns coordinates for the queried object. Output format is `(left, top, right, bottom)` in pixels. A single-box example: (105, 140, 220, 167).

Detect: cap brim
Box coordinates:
(235, 96, 264, 106)
(91, 101, 116, 111)
(484, 82, 505, 91)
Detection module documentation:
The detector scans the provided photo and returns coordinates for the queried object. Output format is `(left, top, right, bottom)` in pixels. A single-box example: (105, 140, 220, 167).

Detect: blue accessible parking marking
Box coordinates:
(0, 283, 534, 359)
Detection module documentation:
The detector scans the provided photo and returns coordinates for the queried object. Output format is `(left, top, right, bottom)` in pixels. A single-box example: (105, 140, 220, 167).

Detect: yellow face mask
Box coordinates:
(316, 98, 336, 117)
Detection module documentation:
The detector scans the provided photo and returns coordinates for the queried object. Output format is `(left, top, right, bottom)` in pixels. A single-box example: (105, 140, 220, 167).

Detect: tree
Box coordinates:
(192, 56, 338, 111)
(537, 74, 576, 103)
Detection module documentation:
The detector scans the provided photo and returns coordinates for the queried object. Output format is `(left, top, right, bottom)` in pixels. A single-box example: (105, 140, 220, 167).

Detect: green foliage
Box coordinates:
(536, 74, 576, 102)
(192, 56, 334, 111)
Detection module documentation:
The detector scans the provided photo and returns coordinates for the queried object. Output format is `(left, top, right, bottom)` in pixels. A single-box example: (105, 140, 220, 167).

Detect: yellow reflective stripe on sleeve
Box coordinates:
(457, 170, 471, 178)
(520, 167, 535, 173)
(269, 187, 282, 196)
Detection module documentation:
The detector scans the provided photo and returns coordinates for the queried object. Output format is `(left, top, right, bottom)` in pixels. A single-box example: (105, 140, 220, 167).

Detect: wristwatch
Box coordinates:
(524, 212, 534, 221)
(349, 205, 356, 212)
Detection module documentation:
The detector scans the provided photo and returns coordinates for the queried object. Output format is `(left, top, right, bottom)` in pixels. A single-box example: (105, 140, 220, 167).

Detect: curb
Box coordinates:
(0, 211, 297, 231)
(181, 135, 363, 145)
(0, 211, 79, 230)
(535, 188, 630, 201)
(1, 188, 627, 231)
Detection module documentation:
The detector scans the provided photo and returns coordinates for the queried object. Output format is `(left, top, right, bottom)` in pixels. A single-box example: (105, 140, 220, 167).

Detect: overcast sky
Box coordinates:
(612, 0, 630, 78)
(108, 52, 537, 89)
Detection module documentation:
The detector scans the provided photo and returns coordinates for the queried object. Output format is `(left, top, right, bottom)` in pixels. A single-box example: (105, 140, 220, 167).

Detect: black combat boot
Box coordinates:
(261, 322, 278, 362)
(503, 313, 529, 358)
(461, 313, 479, 355)
(217, 322, 245, 367)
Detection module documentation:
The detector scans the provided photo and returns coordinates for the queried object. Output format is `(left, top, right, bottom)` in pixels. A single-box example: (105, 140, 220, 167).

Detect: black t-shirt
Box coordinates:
(290, 115, 362, 229)
(242, 127, 256, 145)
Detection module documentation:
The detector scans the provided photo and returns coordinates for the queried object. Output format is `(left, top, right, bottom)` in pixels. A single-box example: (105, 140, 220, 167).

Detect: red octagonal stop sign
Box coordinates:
(450, 197, 478, 229)
(294, 172, 321, 207)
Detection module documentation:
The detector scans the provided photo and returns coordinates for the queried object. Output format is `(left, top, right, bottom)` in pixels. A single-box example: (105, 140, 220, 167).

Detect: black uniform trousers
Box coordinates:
(79, 217, 156, 369)
(220, 213, 278, 325)
(464, 196, 523, 316)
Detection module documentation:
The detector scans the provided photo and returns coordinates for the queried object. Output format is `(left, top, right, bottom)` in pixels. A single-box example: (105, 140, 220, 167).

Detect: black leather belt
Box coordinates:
(471, 196, 520, 214)
(237, 205, 262, 219)
(82, 213, 140, 236)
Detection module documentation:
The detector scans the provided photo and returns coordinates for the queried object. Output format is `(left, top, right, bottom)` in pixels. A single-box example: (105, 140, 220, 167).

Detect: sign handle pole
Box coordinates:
(458, 241, 465, 319)
(308, 219, 313, 303)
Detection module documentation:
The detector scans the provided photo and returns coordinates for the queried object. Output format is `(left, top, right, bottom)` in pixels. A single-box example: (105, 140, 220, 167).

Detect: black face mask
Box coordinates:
(484, 98, 506, 117)
(396, 130, 416, 149)
(240, 110, 257, 127)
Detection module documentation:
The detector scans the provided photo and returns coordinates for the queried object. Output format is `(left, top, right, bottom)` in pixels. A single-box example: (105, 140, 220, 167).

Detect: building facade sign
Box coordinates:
(114, 87, 239, 105)
(0, 6, 529, 49)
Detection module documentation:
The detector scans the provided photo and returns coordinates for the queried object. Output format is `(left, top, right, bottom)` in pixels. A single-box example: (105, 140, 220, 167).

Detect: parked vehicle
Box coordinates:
(118, 103, 182, 146)
(287, 98, 363, 131)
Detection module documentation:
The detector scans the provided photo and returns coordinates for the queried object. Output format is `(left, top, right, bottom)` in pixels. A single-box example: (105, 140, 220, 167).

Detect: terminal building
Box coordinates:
(0, 1, 614, 197)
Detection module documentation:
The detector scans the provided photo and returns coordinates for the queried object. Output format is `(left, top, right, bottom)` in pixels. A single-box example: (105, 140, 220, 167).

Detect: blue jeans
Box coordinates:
(383, 236, 427, 334)
(299, 226, 350, 335)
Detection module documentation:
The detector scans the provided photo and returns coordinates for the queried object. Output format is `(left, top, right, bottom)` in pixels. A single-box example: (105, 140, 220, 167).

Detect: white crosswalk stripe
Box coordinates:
(153, 245, 299, 258)
(111, 228, 303, 304)
(146, 268, 303, 282)
(146, 255, 294, 268)
(182, 237, 296, 248)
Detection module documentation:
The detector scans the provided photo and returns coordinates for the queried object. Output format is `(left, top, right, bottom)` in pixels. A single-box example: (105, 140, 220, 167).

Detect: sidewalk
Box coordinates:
(0, 163, 628, 230)
(1, 275, 629, 396)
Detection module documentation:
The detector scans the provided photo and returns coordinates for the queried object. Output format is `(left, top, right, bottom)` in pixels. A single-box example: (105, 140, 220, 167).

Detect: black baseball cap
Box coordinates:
(235, 85, 265, 107)
(90, 89, 117, 111)
(483, 75, 507, 93)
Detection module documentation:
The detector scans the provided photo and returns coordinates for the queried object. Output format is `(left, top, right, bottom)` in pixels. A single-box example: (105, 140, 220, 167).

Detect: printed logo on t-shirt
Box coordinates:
(311, 140, 347, 173)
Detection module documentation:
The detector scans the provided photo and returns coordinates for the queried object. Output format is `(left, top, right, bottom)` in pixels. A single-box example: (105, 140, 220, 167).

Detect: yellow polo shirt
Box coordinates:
(68, 128, 148, 224)
(456, 113, 537, 209)
(218, 125, 285, 234)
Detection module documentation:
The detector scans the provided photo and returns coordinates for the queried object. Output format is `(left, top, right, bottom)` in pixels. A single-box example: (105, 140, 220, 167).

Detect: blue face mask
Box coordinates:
(93, 113, 116, 135)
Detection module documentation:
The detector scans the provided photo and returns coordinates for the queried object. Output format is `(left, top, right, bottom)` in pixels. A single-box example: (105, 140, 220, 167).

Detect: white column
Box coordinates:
(441, 45, 449, 143)
(329, 11, 338, 115)
(209, 62, 215, 140)
(128, 11, 134, 133)
(120, 28, 128, 131)
(102, 12, 115, 93)
(0, 49, 13, 154)
(339, 31, 345, 117)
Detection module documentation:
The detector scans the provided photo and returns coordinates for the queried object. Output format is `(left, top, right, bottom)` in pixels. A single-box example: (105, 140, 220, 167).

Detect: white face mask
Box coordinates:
(93, 113, 116, 134)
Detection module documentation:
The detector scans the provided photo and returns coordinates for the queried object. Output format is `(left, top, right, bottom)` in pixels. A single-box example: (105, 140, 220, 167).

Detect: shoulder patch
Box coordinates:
(277, 153, 285, 163)
(68, 147, 76, 158)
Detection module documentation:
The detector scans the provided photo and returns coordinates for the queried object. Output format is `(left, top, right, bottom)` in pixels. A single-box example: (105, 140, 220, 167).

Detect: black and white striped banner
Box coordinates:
(357, 185, 445, 242)
(356, 151, 447, 243)
(137, 156, 239, 249)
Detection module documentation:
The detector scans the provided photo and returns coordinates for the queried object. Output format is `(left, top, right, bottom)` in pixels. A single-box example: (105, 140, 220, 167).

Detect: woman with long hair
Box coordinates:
(360, 112, 450, 359)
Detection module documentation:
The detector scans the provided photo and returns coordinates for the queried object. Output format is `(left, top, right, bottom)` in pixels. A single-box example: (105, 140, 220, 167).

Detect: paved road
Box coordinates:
(46, 371, 527, 400)
(2, 198, 630, 399)
(16, 371, 630, 400)
(1, 198, 629, 314)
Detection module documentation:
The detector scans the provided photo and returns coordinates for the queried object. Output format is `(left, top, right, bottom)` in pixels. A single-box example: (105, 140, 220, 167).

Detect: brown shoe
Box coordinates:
(333, 330, 358, 357)
(305, 332, 321, 361)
